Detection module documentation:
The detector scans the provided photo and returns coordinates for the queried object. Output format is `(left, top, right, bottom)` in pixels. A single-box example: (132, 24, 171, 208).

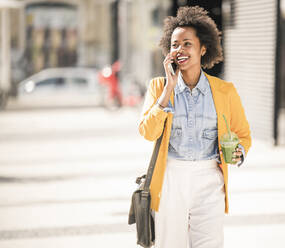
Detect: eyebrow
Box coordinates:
(172, 38, 192, 43)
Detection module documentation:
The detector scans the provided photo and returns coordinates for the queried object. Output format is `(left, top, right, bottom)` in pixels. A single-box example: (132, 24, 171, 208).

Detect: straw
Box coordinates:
(222, 114, 232, 140)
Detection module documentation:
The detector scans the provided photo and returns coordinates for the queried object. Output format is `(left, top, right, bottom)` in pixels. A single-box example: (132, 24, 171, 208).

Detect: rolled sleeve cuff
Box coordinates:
(152, 104, 168, 119)
(162, 106, 174, 113)
(156, 100, 174, 114)
(216, 156, 221, 164)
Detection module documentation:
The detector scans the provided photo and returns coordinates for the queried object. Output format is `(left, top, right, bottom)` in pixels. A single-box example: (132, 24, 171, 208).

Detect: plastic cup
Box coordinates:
(220, 132, 239, 164)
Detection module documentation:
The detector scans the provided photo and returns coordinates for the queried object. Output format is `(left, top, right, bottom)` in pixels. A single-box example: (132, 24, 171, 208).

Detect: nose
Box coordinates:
(171, 45, 182, 56)
(176, 44, 184, 54)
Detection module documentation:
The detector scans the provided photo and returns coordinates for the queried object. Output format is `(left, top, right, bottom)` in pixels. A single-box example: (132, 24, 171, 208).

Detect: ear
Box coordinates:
(201, 46, 206, 56)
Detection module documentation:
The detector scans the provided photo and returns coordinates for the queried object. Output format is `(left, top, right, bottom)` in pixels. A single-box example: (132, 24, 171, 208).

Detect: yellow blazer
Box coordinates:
(139, 73, 251, 214)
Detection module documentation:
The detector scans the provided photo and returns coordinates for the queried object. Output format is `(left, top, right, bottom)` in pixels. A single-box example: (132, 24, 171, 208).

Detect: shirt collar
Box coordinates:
(175, 69, 208, 95)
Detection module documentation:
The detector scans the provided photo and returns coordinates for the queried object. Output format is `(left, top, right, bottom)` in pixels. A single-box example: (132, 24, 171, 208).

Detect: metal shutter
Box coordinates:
(223, 0, 277, 143)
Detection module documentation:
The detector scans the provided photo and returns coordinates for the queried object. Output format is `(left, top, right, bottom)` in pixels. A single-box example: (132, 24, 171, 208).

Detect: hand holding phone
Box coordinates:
(168, 62, 177, 76)
(159, 53, 178, 107)
(163, 53, 178, 90)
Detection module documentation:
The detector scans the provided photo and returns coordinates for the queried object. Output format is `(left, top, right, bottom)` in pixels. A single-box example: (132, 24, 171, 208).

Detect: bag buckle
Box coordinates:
(136, 174, 146, 184)
(141, 190, 149, 198)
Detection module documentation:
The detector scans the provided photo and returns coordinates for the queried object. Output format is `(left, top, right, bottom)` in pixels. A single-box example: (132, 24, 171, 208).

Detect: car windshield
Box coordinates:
(35, 77, 88, 90)
(37, 78, 65, 88)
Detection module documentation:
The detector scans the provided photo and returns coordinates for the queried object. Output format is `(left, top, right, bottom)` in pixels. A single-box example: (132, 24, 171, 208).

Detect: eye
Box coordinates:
(185, 42, 192, 46)
(171, 43, 178, 48)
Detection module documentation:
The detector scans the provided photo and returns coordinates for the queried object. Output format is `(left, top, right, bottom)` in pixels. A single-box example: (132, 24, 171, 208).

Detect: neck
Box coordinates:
(181, 68, 201, 90)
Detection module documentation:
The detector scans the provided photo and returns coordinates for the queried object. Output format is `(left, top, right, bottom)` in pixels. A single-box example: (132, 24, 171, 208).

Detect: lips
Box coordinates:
(176, 55, 189, 64)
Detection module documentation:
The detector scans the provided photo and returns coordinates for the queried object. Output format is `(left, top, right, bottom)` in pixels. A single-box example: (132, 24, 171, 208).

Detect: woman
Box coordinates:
(139, 6, 251, 248)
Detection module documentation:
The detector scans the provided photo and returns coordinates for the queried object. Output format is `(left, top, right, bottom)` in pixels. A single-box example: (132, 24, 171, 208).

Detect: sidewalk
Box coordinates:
(224, 139, 285, 248)
(0, 107, 284, 248)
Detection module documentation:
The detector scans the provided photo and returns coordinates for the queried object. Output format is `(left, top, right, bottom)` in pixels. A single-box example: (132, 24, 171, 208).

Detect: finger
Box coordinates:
(163, 56, 171, 65)
(164, 60, 177, 78)
(232, 157, 241, 162)
(235, 147, 242, 152)
(164, 53, 175, 61)
(233, 152, 242, 157)
(163, 57, 175, 68)
(164, 64, 174, 77)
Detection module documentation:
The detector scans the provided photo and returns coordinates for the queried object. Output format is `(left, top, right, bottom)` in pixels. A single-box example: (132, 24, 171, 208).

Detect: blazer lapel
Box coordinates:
(204, 73, 226, 151)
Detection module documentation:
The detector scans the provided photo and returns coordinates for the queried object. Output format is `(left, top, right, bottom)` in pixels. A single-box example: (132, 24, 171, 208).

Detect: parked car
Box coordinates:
(13, 67, 105, 108)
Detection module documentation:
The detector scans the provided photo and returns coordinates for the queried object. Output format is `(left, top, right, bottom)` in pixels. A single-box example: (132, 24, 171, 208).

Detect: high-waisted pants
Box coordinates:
(153, 158, 225, 248)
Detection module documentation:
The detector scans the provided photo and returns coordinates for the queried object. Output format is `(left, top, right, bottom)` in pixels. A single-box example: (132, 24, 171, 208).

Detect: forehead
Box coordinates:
(171, 26, 198, 42)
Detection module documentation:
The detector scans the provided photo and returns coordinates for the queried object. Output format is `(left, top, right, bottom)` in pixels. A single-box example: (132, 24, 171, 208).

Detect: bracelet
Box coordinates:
(157, 103, 166, 109)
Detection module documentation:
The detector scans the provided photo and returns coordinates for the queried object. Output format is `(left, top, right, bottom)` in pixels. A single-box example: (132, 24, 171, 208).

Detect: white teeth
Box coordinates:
(177, 56, 188, 60)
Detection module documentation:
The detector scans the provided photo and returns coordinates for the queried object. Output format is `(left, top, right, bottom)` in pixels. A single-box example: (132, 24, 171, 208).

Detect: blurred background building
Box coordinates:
(0, 0, 284, 145)
(222, 0, 282, 146)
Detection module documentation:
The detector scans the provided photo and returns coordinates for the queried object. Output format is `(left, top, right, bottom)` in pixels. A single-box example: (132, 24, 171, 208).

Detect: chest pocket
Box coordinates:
(202, 128, 218, 151)
(172, 127, 182, 137)
(203, 129, 218, 140)
(169, 115, 186, 153)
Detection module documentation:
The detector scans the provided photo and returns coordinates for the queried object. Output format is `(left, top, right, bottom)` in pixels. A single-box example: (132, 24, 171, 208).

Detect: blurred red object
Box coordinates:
(98, 60, 122, 107)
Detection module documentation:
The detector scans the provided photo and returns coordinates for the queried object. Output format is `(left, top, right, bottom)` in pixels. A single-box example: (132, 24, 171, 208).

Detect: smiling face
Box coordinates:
(170, 26, 206, 72)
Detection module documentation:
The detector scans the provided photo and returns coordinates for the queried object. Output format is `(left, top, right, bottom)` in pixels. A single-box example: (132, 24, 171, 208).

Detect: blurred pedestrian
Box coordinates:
(139, 6, 251, 248)
(98, 61, 122, 108)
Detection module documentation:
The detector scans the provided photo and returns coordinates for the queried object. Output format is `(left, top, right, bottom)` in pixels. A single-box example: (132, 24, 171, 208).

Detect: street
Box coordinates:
(0, 105, 285, 247)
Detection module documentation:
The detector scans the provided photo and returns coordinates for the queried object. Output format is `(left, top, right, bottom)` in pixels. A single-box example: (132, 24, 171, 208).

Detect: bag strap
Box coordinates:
(143, 77, 167, 191)
(143, 120, 166, 191)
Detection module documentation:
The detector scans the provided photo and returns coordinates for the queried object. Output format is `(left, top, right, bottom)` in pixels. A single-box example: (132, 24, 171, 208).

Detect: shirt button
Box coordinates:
(177, 129, 182, 136)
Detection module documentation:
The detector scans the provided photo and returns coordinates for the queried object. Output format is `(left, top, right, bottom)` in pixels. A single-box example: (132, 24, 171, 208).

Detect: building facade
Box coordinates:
(222, 0, 284, 145)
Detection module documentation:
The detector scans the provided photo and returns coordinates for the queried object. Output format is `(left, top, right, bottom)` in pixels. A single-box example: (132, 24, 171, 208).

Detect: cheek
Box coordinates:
(193, 48, 203, 57)
(170, 47, 177, 54)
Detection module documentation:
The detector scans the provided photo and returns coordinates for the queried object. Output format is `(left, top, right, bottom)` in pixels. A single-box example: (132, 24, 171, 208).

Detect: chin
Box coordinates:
(180, 63, 200, 72)
(179, 64, 192, 71)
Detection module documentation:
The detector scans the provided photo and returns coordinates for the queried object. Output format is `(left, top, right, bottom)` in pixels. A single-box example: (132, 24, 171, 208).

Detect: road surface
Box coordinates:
(0, 106, 284, 247)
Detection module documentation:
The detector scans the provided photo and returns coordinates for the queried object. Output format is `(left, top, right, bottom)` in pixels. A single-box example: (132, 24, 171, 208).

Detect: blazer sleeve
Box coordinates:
(229, 84, 252, 155)
(139, 78, 168, 141)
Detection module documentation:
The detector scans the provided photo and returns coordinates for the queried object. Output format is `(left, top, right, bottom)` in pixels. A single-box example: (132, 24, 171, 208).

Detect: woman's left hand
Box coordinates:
(219, 147, 243, 164)
(232, 147, 243, 163)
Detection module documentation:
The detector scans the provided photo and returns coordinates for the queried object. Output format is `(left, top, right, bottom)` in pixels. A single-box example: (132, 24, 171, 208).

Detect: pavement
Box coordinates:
(0, 103, 284, 247)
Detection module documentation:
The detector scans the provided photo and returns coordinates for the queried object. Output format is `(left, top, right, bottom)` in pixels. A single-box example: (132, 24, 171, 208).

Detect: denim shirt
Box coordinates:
(167, 70, 219, 161)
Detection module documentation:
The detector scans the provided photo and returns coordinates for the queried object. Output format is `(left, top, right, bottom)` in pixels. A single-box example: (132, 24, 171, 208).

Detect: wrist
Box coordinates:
(157, 102, 166, 109)
(165, 82, 175, 91)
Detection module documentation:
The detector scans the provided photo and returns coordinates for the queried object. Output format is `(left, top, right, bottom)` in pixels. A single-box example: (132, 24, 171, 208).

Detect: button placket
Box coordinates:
(187, 95, 194, 127)
(189, 150, 194, 160)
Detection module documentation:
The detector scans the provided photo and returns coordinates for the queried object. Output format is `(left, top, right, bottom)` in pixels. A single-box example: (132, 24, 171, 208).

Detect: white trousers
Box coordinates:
(153, 158, 225, 248)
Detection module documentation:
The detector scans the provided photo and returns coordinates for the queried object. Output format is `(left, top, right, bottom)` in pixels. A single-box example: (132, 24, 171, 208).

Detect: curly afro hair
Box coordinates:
(159, 6, 223, 69)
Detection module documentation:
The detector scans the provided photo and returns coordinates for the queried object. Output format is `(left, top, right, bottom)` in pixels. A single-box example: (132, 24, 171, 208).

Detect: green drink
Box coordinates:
(221, 115, 239, 164)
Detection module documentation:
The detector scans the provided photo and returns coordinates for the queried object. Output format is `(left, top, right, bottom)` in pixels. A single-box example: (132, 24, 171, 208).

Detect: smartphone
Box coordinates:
(168, 62, 177, 75)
